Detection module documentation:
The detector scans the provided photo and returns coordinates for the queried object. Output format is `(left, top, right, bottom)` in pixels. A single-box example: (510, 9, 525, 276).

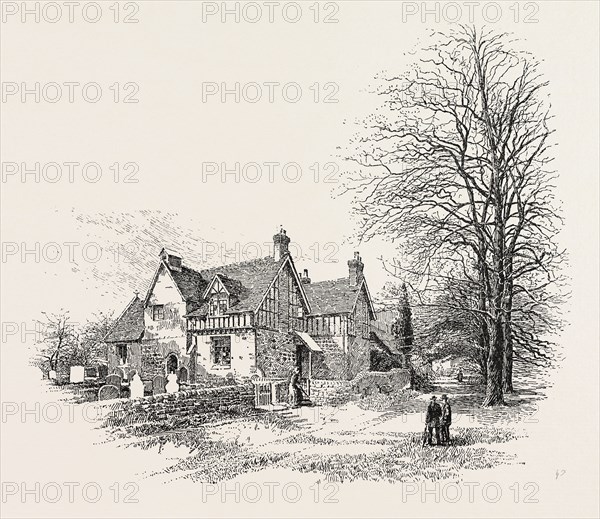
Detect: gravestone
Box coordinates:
(98, 384, 120, 401)
(106, 374, 122, 388)
(128, 369, 137, 381)
(152, 375, 166, 395)
(165, 373, 179, 394)
(130, 374, 144, 399)
(98, 364, 109, 379)
(84, 366, 98, 378)
(178, 367, 188, 384)
(114, 367, 126, 380)
(48, 370, 56, 380)
(69, 366, 85, 383)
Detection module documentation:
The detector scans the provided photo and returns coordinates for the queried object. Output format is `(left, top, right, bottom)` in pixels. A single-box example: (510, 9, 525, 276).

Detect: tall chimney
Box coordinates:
(273, 227, 290, 261)
(301, 268, 311, 284)
(348, 251, 364, 286)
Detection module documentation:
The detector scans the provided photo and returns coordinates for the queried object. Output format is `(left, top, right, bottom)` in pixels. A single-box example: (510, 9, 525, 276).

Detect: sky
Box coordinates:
(1, 1, 598, 336)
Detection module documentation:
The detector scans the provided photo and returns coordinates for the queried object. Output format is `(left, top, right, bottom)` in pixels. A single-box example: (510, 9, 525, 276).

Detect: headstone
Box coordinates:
(98, 364, 109, 379)
(152, 375, 166, 395)
(106, 374, 122, 388)
(128, 369, 137, 381)
(70, 366, 85, 383)
(98, 384, 120, 401)
(48, 370, 57, 380)
(114, 367, 126, 380)
(84, 366, 98, 378)
(165, 373, 179, 394)
(178, 367, 188, 384)
(130, 374, 144, 399)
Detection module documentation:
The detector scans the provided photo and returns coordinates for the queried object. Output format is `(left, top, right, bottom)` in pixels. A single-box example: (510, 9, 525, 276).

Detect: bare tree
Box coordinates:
(342, 26, 565, 405)
(34, 311, 78, 377)
(66, 311, 115, 367)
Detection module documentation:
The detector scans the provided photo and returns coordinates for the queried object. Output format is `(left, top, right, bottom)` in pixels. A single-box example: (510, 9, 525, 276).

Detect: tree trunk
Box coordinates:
(478, 332, 488, 382)
(477, 252, 490, 384)
(503, 266, 514, 393)
(483, 319, 505, 406)
(482, 172, 506, 407)
(503, 312, 514, 393)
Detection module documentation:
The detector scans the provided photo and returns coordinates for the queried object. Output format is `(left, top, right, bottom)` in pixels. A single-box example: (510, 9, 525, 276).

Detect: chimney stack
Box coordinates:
(273, 227, 290, 261)
(301, 268, 311, 284)
(348, 251, 364, 286)
(160, 248, 182, 272)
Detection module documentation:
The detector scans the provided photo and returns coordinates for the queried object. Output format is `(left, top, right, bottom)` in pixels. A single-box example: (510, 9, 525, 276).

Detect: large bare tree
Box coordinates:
(343, 26, 565, 405)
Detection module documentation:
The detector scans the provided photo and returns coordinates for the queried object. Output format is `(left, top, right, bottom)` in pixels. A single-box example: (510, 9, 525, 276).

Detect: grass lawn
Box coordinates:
(101, 378, 540, 484)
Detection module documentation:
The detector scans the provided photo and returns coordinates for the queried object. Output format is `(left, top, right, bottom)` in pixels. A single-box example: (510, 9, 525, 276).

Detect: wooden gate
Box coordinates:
(254, 381, 272, 407)
(300, 377, 311, 398)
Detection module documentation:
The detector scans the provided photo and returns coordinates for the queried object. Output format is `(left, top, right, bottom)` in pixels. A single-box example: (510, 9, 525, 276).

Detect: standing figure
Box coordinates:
(456, 369, 464, 383)
(440, 394, 452, 445)
(424, 396, 442, 446)
(289, 367, 302, 408)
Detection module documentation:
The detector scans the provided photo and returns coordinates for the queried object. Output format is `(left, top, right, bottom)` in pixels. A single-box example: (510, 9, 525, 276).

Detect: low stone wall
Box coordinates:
(310, 379, 355, 406)
(311, 368, 411, 406)
(353, 368, 411, 396)
(97, 383, 255, 427)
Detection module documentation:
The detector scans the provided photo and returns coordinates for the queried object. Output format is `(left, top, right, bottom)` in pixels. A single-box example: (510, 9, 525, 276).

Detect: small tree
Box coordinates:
(34, 311, 77, 379)
(33, 310, 114, 380)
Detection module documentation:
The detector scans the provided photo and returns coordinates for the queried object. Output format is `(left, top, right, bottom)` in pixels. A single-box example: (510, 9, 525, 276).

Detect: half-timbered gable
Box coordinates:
(255, 257, 309, 332)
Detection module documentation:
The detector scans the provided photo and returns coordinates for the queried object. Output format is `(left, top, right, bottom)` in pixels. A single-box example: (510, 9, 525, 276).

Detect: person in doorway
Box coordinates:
(440, 394, 452, 445)
(424, 395, 442, 446)
(289, 367, 302, 408)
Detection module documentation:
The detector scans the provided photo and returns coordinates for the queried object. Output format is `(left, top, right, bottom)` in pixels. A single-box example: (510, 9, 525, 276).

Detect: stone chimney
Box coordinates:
(301, 268, 311, 284)
(159, 247, 182, 272)
(348, 251, 364, 286)
(273, 227, 290, 261)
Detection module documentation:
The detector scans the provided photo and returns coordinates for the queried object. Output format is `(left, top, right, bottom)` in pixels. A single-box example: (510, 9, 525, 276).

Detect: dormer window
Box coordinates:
(204, 275, 232, 316)
(209, 294, 229, 316)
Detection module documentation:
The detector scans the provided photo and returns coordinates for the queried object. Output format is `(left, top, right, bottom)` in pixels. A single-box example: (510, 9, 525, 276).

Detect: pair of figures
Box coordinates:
(423, 394, 452, 446)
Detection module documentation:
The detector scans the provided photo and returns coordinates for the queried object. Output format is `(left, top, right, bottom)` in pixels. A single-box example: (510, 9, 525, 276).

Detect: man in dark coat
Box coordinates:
(440, 394, 452, 445)
(289, 367, 302, 408)
(424, 395, 442, 446)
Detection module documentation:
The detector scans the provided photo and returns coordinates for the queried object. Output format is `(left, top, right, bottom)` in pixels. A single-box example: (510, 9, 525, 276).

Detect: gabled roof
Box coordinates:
(199, 257, 284, 313)
(202, 273, 247, 301)
(169, 265, 206, 303)
(104, 295, 145, 343)
(144, 261, 207, 306)
(144, 255, 287, 315)
(304, 277, 375, 318)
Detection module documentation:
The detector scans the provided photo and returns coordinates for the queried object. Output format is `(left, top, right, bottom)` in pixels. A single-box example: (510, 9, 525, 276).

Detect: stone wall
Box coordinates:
(311, 336, 348, 380)
(310, 379, 355, 406)
(98, 383, 255, 426)
(255, 328, 296, 379)
(310, 368, 411, 406)
(353, 368, 411, 396)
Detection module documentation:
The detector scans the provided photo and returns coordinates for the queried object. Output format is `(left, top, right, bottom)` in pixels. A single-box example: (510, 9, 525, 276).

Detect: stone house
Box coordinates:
(104, 229, 410, 396)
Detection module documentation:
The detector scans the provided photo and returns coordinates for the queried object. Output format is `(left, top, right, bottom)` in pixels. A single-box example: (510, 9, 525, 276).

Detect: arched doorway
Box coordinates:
(165, 353, 178, 375)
